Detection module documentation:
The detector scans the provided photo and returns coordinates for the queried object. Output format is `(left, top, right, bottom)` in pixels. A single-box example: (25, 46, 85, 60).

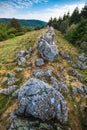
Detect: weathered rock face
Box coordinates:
(15, 78, 68, 124)
(38, 27, 59, 62)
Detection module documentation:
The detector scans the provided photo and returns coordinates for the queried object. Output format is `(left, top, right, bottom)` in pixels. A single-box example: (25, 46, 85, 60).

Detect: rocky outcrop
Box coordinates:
(11, 78, 68, 124)
(38, 27, 59, 62)
(16, 47, 34, 66)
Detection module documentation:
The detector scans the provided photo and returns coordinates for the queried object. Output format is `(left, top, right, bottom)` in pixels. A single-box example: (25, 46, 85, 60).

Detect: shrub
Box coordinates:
(7, 27, 17, 35)
(9, 33, 15, 38)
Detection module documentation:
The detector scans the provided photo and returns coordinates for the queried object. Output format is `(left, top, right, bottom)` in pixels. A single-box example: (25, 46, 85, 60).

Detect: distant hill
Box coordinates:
(0, 18, 47, 28)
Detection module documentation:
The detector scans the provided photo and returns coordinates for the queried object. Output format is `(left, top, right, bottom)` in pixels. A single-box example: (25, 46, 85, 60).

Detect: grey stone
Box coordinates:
(7, 72, 15, 78)
(16, 50, 26, 58)
(75, 62, 87, 70)
(25, 54, 30, 59)
(68, 70, 78, 76)
(33, 69, 53, 78)
(61, 52, 73, 61)
(50, 77, 59, 91)
(18, 57, 26, 66)
(28, 47, 34, 54)
(33, 69, 45, 78)
(0, 85, 17, 95)
(45, 69, 53, 77)
(51, 77, 68, 93)
(26, 62, 32, 66)
(16, 50, 31, 66)
(16, 78, 68, 123)
(35, 58, 45, 66)
(58, 82, 68, 93)
(16, 68, 23, 72)
(68, 69, 85, 81)
(38, 27, 59, 62)
(8, 78, 16, 86)
(72, 85, 87, 98)
(79, 53, 87, 62)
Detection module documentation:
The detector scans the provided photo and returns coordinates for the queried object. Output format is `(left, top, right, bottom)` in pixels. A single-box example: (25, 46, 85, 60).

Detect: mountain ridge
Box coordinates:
(0, 18, 47, 27)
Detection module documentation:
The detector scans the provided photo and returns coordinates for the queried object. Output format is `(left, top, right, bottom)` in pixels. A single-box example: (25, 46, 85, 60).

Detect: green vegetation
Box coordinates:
(48, 3, 87, 52)
(0, 18, 47, 41)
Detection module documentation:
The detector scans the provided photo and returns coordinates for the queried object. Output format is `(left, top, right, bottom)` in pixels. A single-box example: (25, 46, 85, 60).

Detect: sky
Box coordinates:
(0, 0, 86, 22)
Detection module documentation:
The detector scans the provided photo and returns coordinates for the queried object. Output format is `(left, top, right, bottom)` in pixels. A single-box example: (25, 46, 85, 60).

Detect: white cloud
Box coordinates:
(0, 0, 48, 8)
(0, 2, 85, 22)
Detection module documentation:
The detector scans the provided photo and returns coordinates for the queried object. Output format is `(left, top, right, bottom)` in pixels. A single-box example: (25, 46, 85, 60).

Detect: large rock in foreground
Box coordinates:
(38, 27, 59, 62)
(16, 78, 68, 123)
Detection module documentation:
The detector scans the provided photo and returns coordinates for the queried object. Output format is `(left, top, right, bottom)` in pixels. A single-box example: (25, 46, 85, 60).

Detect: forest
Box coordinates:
(48, 3, 87, 52)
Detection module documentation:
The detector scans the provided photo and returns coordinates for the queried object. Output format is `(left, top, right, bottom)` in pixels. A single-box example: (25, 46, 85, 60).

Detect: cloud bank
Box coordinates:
(0, 1, 85, 22)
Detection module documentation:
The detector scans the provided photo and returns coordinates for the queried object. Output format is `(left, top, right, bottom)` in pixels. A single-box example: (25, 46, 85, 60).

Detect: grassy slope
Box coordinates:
(0, 29, 87, 130)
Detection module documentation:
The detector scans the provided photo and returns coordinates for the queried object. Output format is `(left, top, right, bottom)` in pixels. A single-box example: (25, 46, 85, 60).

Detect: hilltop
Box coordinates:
(0, 27, 87, 130)
(0, 18, 47, 27)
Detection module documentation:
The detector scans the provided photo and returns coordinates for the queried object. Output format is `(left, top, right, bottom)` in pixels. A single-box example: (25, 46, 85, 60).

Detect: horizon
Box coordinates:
(0, 0, 86, 22)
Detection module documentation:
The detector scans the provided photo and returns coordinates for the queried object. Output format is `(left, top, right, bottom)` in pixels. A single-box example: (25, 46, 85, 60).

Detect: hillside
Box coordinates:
(0, 28, 87, 130)
(0, 18, 47, 27)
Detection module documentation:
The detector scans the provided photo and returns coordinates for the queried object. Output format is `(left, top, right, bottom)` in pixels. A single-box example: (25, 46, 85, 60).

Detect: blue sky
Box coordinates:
(0, 0, 86, 21)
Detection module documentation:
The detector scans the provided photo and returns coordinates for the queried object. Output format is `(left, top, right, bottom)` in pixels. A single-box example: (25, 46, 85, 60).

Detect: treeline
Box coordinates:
(0, 18, 44, 41)
(48, 3, 87, 52)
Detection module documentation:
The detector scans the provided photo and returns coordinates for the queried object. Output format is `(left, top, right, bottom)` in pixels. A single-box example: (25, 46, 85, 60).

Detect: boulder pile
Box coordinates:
(38, 27, 59, 62)
(8, 27, 69, 130)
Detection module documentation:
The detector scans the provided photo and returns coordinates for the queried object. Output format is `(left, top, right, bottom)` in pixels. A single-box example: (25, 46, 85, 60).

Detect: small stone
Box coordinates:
(33, 69, 44, 78)
(0, 85, 17, 95)
(45, 69, 53, 77)
(8, 78, 16, 86)
(7, 72, 15, 78)
(26, 62, 32, 66)
(16, 68, 23, 72)
(35, 58, 45, 66)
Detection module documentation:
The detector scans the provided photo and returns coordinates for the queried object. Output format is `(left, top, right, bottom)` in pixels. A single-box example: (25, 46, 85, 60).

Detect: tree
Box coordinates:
(69, 7, 80, 25)
(48, 17, 53, 26)
(10, 18, 21, 31)
(81, 3, 87, 18)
